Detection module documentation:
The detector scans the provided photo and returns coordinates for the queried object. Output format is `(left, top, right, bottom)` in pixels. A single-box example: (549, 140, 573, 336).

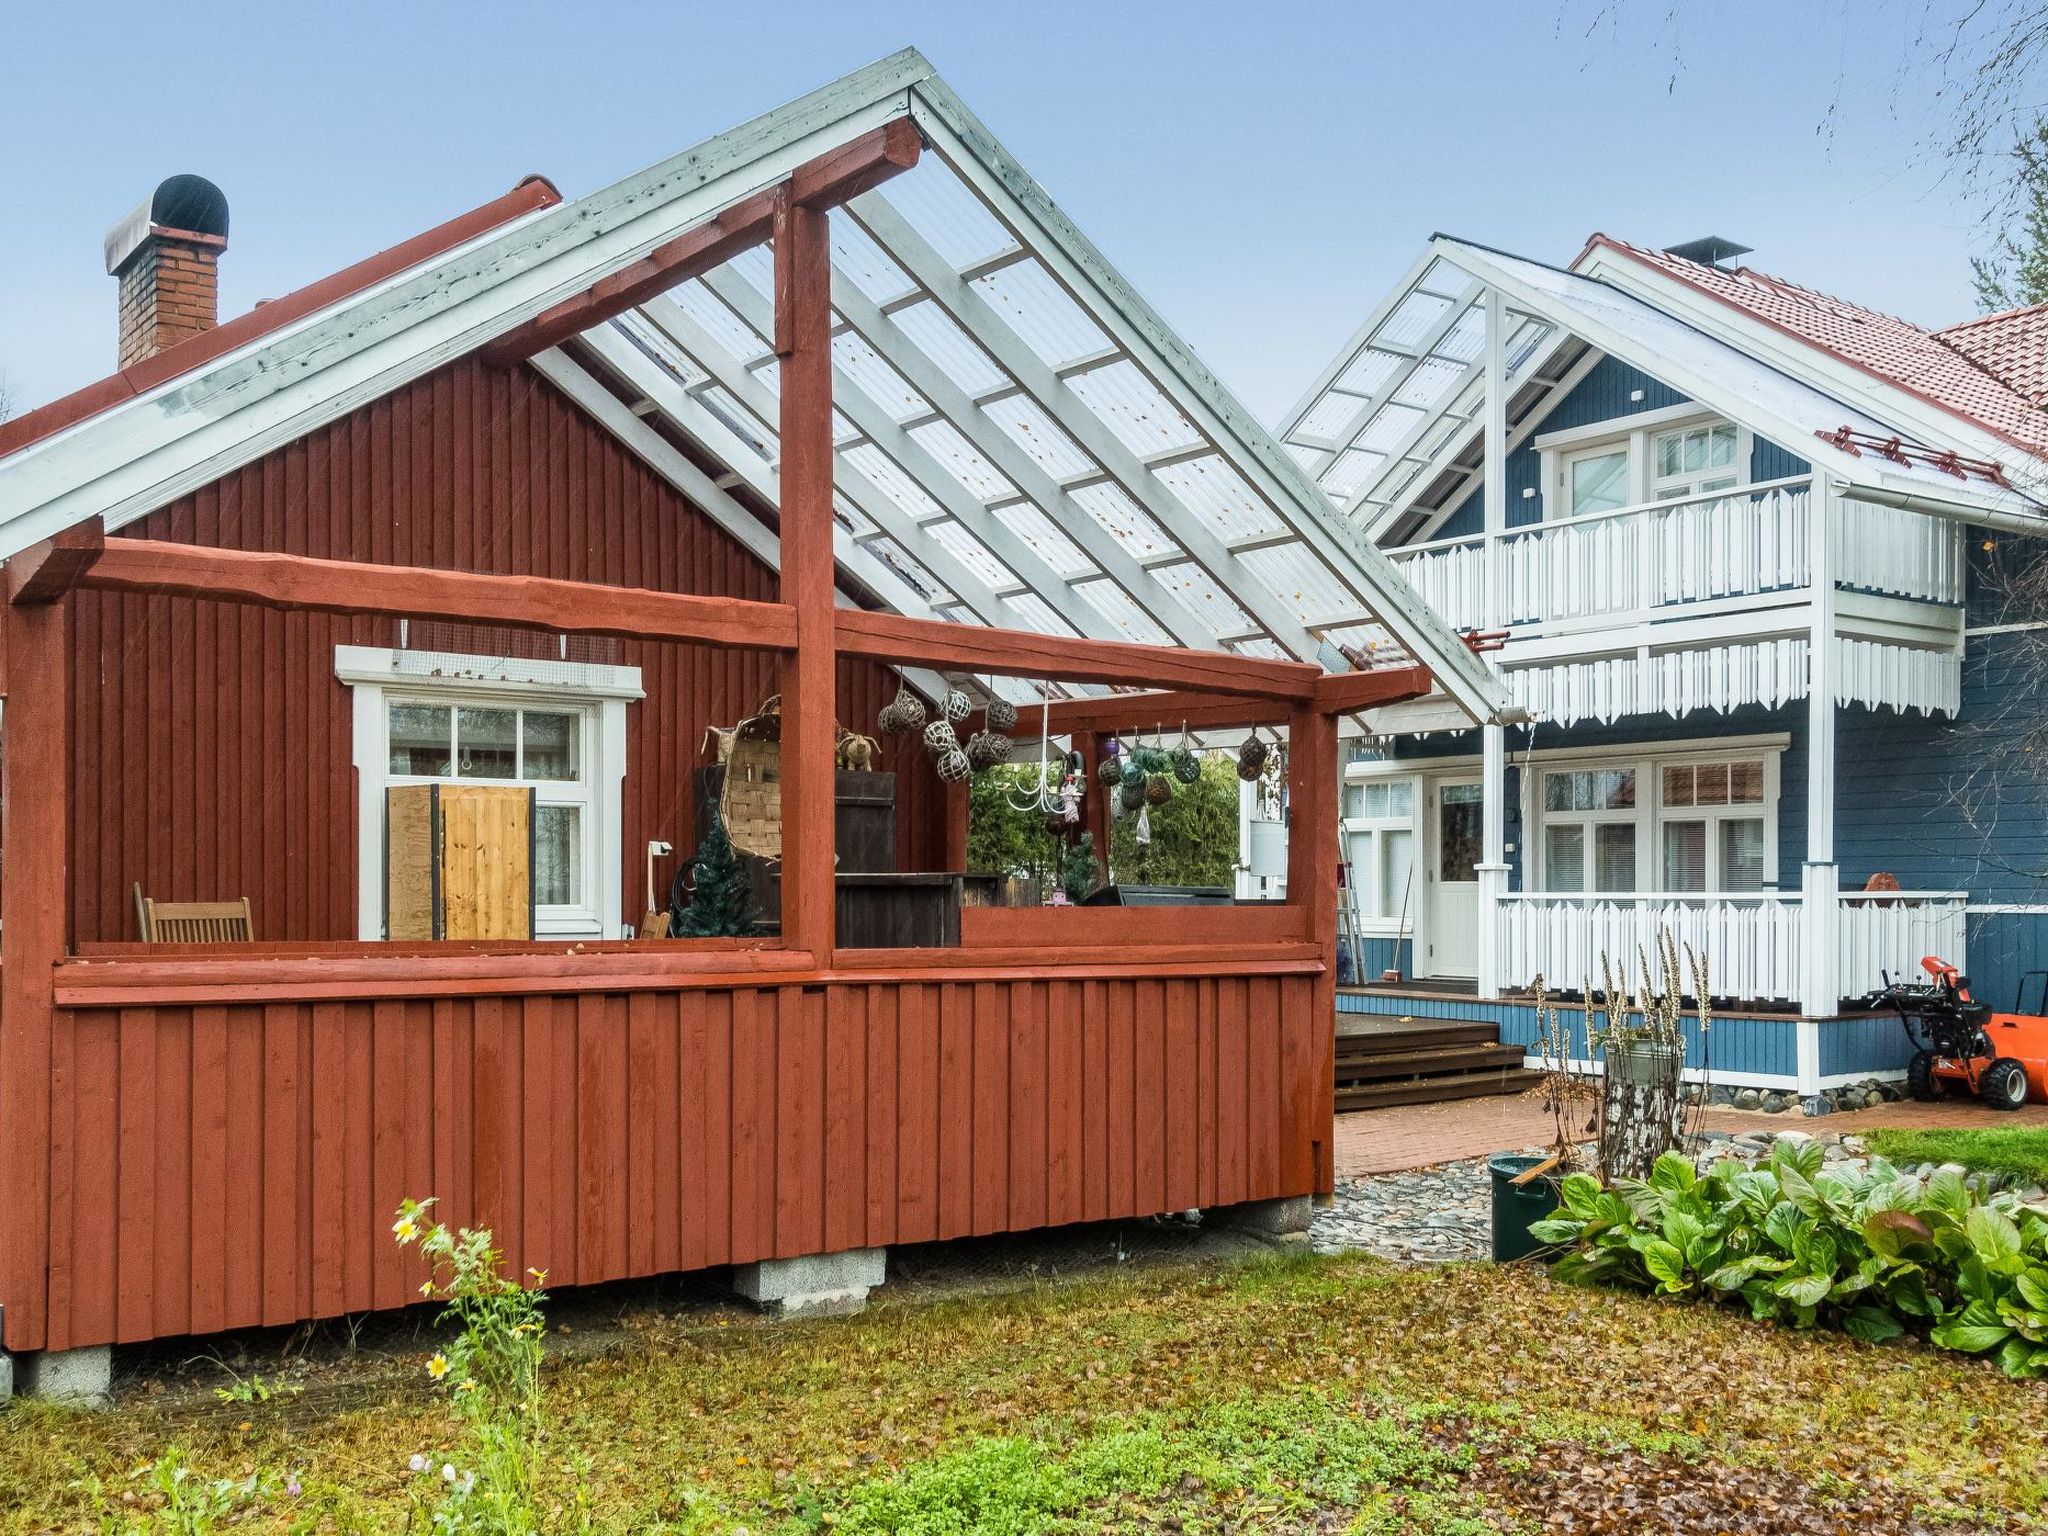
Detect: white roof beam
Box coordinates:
(532, 345, 953, 702)
(636, 296, 1042, 635)
(903, 84, 1510, 719)
(848, 187, 1324, 660)
(686, 271, 1146, 646)
(792, 251, 1227, 649)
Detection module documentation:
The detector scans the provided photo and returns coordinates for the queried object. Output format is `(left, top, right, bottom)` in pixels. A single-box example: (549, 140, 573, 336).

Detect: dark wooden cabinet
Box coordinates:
(688, 765, 899, 927)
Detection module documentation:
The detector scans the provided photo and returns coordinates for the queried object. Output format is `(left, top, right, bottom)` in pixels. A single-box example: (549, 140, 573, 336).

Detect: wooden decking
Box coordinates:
(1334, 1014, 1539, 1112)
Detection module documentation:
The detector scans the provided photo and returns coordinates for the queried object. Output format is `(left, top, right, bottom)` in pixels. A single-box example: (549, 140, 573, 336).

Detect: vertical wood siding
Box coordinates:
(36, 971, 1321, 1351)
(63, 356, 941, 944)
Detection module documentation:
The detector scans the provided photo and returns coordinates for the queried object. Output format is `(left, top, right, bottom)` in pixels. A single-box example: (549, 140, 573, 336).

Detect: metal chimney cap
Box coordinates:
(105, 174, 230, 275)
(1662, 235, 1751, 269)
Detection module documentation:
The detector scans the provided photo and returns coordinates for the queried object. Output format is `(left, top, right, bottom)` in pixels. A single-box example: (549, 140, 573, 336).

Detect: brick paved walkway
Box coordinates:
(1333, 1093, 2048, 1177)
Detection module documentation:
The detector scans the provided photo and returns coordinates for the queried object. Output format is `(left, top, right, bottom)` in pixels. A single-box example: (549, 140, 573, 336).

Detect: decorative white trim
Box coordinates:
(1533, 400, 1720, 452)
(335, 645, 641, 941)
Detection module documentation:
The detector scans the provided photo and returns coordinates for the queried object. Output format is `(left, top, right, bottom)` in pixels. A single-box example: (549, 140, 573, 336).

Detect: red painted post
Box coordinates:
(1077, 733, 1112, 878)
(1, 596, 71, 1350)
(774, 192, 837, 958)
(1286, 706, 1339, 1194)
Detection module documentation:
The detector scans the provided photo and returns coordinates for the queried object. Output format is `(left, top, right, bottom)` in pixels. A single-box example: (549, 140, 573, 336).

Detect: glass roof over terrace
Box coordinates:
(1275, 253, 1582, 549)
(540, 70, 1508, 722)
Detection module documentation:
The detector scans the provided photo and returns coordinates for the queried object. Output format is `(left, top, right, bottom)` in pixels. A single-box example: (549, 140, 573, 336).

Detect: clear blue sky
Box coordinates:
(0, 1, 2005, 424)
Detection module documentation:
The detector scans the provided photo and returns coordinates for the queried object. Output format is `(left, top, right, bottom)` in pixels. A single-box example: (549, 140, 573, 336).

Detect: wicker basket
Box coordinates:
(720, 698, 784, 858)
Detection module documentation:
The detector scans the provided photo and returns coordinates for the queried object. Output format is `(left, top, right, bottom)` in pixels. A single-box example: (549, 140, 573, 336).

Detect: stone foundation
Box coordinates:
(732, 1249, 887, 1318)
(16, 1344, 112, 1405)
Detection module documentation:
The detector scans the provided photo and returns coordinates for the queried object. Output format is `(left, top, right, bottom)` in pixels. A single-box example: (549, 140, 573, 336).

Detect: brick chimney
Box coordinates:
(104, 174, 230, 367)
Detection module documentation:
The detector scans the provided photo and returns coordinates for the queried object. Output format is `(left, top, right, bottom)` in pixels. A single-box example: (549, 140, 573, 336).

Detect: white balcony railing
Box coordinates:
(1387, 477, 1963, 638)
(1494, 892, 1806, 1005)
(1492, 889, 1968, 1010)
(1836, 892, 1970, 999)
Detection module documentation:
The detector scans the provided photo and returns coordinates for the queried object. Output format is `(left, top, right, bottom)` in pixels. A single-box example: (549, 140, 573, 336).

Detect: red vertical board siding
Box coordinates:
(35, 970, 1319, 1349)
(63, 355, 943, 946)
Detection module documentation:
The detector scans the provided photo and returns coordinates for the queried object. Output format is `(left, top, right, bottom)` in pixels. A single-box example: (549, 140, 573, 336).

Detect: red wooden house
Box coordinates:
(0, 50, 1507, 1384)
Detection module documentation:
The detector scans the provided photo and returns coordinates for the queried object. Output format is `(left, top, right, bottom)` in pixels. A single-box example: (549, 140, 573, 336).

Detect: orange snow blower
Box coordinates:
(1868, 957, 2048, 1110)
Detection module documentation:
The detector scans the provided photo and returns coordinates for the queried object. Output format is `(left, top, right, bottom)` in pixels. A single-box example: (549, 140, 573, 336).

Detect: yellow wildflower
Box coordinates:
(392, 1215, 419, 1245)
(426, 1353, 451, 1382)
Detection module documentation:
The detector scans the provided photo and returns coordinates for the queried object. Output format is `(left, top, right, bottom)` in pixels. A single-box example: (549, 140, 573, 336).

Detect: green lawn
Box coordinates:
(4, 1252, 2046, 1533)
(1863, 1126, 2048, 1186)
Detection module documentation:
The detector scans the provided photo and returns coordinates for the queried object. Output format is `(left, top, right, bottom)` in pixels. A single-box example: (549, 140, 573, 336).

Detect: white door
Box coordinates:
(1425, 778, 1483, 978)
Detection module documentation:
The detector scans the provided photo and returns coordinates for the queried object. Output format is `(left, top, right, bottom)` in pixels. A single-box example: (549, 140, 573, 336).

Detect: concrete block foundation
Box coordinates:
(1210, 1195, 1313, 1239)
(17, 1344, 112, 1405)
(733, 1248, 886, 1318)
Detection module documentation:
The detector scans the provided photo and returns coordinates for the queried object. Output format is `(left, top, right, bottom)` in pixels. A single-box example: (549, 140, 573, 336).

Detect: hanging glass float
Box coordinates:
(1119, 778, 1147, 812)
(1237, 732, 1271, 782)
(943, 687, 974, 724)
(965, 730, 1013, 771)
(984, 695, 1018, 733)
(877, 683, 926, 736)
(1170, 744, 1201, 784)
(934, 746, 973, 784)
(924, 719, 959, 755)
(1144, 774, 1173, 806)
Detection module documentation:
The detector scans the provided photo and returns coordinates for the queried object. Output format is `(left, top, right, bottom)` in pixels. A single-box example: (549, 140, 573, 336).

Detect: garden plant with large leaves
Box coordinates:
(1532, 1138, 2048, 1377)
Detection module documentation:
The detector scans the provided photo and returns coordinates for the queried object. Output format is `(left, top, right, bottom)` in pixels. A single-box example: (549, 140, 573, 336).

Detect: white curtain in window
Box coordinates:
(1663, 821, 1707, 893)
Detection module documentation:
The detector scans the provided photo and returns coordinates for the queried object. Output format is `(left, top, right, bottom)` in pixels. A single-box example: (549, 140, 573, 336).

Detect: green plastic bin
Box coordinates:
(1488, 1154, 1562, 1263)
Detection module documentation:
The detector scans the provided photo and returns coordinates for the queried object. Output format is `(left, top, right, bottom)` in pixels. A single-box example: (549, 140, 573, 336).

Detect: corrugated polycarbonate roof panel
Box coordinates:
(566, 126, 1499, 714)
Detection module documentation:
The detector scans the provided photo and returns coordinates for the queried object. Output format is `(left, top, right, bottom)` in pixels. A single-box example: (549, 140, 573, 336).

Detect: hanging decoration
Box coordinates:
(943, 687, 974, 725)
(934, 746, 973, 783)
(1169, 726, 1201, 785)
(877, 682, 927, 737)
(1003, 688, 1065, 814)
(966, 729, 1014, 771)
(1120, 777, 1147, 812)
(984, 693, 1019, 733)
(1145, 774, 1173, 806)
(1237, 729, 1271, 782)
(924, 719, 959, 755)
(1095, 741, 1124, 787)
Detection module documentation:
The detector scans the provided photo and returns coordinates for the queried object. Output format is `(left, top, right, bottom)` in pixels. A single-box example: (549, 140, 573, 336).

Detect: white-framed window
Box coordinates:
(1342, 777, 1418, 922)
(1526, 740, 1780, 896)
(1660, 758, 1768, 892)
(1539, 766, 1637, 893)
(337, 645, 642, 940)
(1537, 406, 1751, 522)
(1563, 444, 1631, 518)
(1651, 421, 1739, 501)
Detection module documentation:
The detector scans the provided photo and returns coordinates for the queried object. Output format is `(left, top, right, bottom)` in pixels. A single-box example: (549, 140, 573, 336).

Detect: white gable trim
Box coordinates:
(1579, 246, 2035, 476)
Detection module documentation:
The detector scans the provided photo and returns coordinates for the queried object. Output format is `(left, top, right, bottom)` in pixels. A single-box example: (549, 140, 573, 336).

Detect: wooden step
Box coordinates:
(1335, 1067, 1542, 1112)
(1334, 1041, 1527, 1083)
(1335, 1019, 1501, 1054)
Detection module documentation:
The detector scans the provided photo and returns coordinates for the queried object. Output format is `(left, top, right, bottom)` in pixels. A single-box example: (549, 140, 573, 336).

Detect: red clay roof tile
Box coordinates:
(1579, 233, 2048, 456)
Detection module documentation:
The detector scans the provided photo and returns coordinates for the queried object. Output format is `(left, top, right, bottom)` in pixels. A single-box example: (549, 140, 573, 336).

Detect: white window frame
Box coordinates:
(1520, 737, 1783, 896)
(1535, 404, 1751, 522)
(1535, 766, 1640, 894)
(1649, 419, 1742, 502)
(1341, 775, 1420, 928)
(1657, 756, 1772, 894)
(337, 645, 642, 941)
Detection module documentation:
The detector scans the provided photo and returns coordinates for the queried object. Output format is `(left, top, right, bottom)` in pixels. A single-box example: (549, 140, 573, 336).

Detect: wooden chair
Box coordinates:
(133, 883, 254, 943)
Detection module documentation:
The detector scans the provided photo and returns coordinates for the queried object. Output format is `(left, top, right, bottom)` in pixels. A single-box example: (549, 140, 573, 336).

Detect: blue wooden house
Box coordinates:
(1268, 233, 2048, 1106)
